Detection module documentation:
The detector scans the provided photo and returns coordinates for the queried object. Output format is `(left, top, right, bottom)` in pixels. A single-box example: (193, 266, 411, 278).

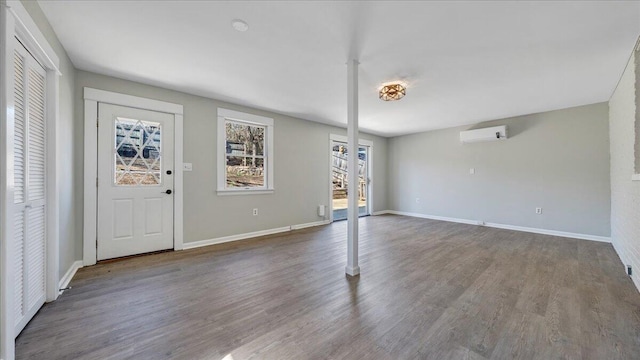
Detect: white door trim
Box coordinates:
(2, 1, 61, 358)
(328, 134, 374, 223)
(83, 88, 184, 266)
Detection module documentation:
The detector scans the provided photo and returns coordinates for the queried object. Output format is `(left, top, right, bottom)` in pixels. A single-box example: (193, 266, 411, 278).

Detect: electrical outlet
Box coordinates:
(416, 197, 420, 203)
(253, 208, 258, 216)
(535, 207, 542, 214)
(470, 168, 475, 175)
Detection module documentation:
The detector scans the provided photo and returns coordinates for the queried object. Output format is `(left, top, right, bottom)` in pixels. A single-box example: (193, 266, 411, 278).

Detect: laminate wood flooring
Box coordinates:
(15, 215, 640, 359)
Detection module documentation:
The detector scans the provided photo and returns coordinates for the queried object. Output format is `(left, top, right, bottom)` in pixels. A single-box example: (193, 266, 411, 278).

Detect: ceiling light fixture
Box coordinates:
(379, 83, 406, 101)
(231, 19, 249, 32)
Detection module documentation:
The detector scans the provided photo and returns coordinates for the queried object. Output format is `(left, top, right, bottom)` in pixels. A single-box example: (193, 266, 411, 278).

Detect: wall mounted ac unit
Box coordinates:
(460, 125, 507, 143)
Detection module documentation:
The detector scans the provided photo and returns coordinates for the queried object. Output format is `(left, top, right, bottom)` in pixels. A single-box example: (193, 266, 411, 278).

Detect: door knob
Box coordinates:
(164, 189, 172, 194)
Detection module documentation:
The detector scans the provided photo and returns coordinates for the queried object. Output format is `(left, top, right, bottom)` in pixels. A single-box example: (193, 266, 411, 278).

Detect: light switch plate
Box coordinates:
(183, 163, 193, 171)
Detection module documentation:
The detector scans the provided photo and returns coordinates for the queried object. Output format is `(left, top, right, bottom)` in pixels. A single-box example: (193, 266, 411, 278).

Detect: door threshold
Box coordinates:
(97, 249, 173, 264)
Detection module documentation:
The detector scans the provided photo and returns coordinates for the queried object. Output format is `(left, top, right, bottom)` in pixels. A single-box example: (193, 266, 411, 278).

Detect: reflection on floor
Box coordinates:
(15, 215, 640, 359)
(332, 198, 366, 210)
(333, 206, 367, 221)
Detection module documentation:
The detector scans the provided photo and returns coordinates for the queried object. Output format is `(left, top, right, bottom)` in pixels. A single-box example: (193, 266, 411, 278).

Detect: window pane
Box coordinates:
(225, 121, 265, 156)
(226, 156, 265, 188)
(115, 118, 162, 186)
(255, 138, 264, 156)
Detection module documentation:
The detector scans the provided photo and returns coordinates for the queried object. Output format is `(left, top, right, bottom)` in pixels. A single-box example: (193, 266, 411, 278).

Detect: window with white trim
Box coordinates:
(217, 109, 274, 194)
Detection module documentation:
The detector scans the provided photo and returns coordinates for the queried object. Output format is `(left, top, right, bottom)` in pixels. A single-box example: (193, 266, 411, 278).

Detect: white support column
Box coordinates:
(346, 59, 360, 277)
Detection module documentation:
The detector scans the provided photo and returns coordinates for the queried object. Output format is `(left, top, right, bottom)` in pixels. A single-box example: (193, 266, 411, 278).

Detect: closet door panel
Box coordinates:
(13, 39, 47, 335)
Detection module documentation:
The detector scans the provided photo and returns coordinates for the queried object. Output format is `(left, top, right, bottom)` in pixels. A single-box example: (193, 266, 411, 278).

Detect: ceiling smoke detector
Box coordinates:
(231, 19, 249, 32)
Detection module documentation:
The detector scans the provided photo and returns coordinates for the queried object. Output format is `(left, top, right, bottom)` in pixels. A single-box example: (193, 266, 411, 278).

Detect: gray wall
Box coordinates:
(21, 0, 617, 276)
(22, 0, 387, 267)
(388, 103, 611, 237)
(609, 44, 640, 290)
(75, 71, 388, 244)
(21, 1, 78, 280)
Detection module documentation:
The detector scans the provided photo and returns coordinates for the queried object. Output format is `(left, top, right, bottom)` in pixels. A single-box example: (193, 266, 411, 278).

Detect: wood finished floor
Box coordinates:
(16, 215, 640, 359)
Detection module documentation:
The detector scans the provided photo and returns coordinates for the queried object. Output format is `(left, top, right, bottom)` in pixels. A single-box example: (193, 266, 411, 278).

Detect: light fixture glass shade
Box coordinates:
(231, 19, 249, 32)
(379, 83, 406, 101)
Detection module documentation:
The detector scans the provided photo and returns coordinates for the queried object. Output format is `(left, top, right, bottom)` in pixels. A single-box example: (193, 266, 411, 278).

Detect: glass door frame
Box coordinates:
(328, 134, 373, 223)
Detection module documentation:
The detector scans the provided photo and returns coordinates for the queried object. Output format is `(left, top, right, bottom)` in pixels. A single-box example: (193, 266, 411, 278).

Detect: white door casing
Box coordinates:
(97, 104, 175, 260)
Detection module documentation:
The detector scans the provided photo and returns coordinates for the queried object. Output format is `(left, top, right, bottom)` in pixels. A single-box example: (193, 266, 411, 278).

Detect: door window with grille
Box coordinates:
(114, 118, 162, 186)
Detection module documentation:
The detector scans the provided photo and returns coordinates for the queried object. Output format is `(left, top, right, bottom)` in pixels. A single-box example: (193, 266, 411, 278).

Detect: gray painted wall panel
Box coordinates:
(21, 0, 78, 280)
(75, 71, 388, 244)
(388, 103, 611, 237)
(22, 0, 616, 276)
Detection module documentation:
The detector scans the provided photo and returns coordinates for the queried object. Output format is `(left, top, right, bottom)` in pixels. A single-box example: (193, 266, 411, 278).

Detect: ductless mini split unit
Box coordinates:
(459, 125, 508, 143)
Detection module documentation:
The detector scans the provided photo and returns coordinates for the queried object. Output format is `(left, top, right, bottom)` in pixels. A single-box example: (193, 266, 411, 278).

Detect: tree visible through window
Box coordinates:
(225, 120, 265, 188)
(217, 108, 274, 193)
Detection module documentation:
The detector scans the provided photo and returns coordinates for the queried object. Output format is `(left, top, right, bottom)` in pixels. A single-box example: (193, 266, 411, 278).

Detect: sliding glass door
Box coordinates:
(331, 141, 369, 221)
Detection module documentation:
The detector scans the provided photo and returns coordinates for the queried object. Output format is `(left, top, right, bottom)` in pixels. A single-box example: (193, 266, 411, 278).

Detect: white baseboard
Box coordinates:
(610, 241, 640, 292)
(484, 222, 611, 243)
(372, 210, 392, 216)
(345, 265, 360, 276)
(183, 219, 331, 250)
(183, 226, 291, 250)
(385, 210, 480, 225)
(291, 220, 331, 230)
(381, 210, 611, 243)
(58, 260, 83, 294)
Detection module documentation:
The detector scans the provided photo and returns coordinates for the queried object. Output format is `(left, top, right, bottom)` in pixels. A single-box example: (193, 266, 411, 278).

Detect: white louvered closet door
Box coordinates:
(13, 39, 47, 335)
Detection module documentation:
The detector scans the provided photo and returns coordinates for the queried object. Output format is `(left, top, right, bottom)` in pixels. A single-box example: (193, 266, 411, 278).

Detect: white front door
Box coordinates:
(97, 104, 174, 260)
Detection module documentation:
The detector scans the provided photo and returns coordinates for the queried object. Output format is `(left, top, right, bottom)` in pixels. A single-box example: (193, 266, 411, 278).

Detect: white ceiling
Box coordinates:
(39, 1, 640, 137)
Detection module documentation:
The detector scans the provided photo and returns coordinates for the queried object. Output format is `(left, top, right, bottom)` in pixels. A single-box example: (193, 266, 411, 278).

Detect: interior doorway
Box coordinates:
(330, 138, 371, 221)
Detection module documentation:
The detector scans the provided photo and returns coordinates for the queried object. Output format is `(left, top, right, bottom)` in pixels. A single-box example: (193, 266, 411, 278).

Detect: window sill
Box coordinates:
(632, 174, 640, 181)
(217, 189, 274, 196)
